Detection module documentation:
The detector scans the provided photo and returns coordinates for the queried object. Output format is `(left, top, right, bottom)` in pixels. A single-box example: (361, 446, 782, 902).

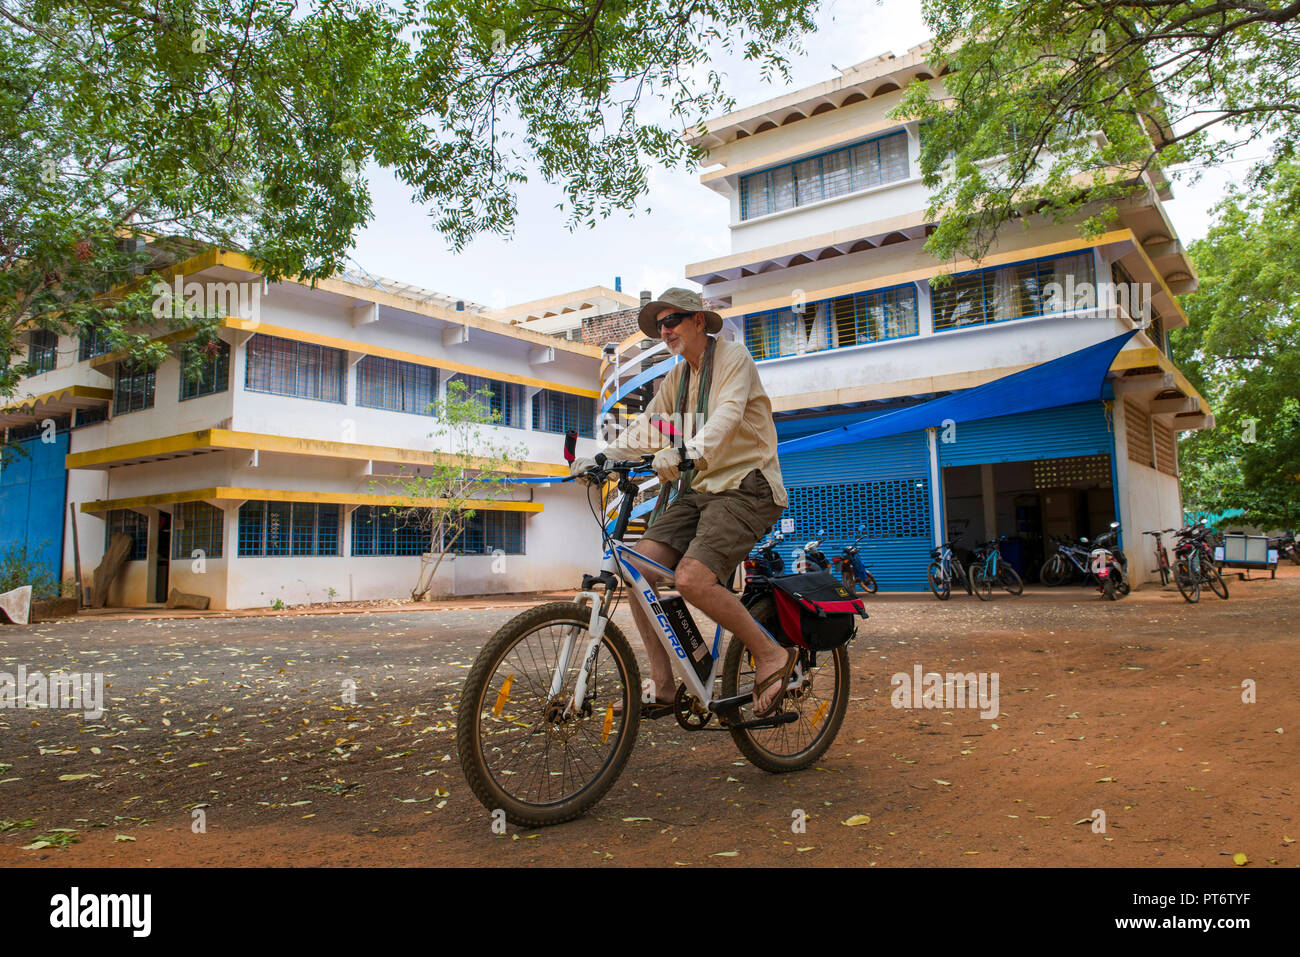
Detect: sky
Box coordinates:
(349, 0, 1255, 310)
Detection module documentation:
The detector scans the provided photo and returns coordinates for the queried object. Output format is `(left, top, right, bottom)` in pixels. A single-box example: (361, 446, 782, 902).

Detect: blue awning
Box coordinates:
(778, 331, 1137, 454)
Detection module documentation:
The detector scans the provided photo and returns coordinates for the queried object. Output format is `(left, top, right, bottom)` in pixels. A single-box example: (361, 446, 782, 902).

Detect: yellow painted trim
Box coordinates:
(1126, 240, 1192, 329)
(81, 487, 545, 514)
(721, 229, 1135, 318)
(64, 428, 569, 476)
(226, 319, 599, 399)
(2, 385, 112, 411)
(1111, 345, 1210, 415)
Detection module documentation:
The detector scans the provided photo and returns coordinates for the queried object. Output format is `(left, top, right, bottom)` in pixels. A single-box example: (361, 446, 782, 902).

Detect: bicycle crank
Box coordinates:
(673, 683, 712, 730)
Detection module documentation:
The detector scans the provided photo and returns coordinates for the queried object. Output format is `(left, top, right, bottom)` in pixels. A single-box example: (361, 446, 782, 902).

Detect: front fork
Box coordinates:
(551, 552, 620, 713)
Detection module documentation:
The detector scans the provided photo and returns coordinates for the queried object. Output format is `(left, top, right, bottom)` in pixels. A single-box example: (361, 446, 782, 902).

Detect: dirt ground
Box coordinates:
(2, 566, 1297, 868)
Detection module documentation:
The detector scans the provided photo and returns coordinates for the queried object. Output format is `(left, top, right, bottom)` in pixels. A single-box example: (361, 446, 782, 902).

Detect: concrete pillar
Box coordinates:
(980, 463, 996, 541)
(927, 428, 943, 547)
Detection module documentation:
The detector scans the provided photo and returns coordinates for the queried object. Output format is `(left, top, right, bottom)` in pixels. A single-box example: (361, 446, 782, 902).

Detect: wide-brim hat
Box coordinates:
(637, 287, 723, 339)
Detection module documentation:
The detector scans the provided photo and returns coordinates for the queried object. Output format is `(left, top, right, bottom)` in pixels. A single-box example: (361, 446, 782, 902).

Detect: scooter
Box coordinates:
(1087, 521, 1129, 600)
(833, 524, 878, 594)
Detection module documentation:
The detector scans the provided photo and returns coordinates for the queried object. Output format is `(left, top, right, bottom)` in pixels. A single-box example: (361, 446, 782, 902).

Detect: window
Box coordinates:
(179, 340, 230, 401)
(172, 501, 223, 559)
(355, 355, 436, 415)
(105, 509, 149, 561)
(351, 505, 433, 556)
(446, 374, 523, 428)
(739, 131, 909, 220)
(829, 285, 919, 347)
(113, 361, 156, 414)
(744, 285, 918, 360)
(448, 510, 526, 555)
(239, 501, 339, 556)
(28, 330, 57, 374)
(532, 390, 595, 437)
(245, 333, 345, 403)
(78, 325, 114, 361)
(931, 252, 1093, 332)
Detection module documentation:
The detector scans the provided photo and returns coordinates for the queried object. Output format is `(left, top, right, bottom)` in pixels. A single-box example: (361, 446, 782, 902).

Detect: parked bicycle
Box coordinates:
(968, 537, 1024, 600)
(457, 451, 865, 827)
(927, 536, 972, 600)
(1173, 523, 1229, 603)
(833, 524, 879, 595)
(1039, 535, 1092, 586)
(1143, 528, 1176, 586)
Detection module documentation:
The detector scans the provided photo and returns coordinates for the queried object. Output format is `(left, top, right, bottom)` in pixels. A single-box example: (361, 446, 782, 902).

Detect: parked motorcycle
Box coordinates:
(833, 524, 879, 595)
(1086, 521, 1129, 600)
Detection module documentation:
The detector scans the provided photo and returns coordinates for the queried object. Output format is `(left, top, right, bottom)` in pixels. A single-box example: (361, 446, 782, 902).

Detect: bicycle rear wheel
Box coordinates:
(1040, 554, 1066, 587)
(927, 562, 950, 600)
(456, 602, 641, 827)
(720, 635, 849, 773)
(1175, 560, 1200, 603)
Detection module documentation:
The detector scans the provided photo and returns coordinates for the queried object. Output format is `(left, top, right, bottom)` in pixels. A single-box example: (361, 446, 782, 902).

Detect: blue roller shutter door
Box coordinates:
(937, 401, 1113, 467)
(777, 427, 933, 591)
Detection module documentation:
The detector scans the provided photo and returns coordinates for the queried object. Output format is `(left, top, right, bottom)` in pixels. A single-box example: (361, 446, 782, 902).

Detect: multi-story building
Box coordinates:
(2, 250, 604, 609)
(603, 44, 1212, 589)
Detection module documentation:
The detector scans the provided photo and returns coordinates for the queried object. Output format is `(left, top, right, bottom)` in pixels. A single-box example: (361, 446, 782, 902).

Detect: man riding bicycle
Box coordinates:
(570, 288, 795, 717)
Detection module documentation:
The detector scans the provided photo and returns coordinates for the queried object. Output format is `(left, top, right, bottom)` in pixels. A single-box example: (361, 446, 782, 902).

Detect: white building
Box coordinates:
(603, 44, 1211, 588)
(2, 249, 605, 609)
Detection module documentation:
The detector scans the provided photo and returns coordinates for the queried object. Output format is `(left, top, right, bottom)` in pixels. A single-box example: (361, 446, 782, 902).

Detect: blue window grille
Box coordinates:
(739, 130, 909, 220)
(447, 510, 526, 555)
(531, 390, 594, 437)
(351, 505, 433, 556)
(28, 330, 57, 374)
(239, 501, 339, 556)
(744, 284, 919, 360)
(172, 501, 223, 559)
(78, 325, 113, 361)
(931, 251, 1094, 332)
(179, 339, 230, 401)
(446, 374, 523, 428)
(779, 478, 931, 541)
(113, 361, 156, 414)
(105, 509, 149, 561)
(244, 333, 346, 403)
(355, 355, 437, 415)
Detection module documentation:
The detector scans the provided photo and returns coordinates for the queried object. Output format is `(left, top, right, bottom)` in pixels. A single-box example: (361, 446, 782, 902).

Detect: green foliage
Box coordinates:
(0, 540, 59, 598)
(896, 1, 1300, 265)
(1, 0, 817, 400)
(1173, 160, 1300, 529)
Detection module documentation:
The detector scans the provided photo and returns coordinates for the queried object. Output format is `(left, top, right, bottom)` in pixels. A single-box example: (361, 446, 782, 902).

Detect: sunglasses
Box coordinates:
(656, 311, 693, 331)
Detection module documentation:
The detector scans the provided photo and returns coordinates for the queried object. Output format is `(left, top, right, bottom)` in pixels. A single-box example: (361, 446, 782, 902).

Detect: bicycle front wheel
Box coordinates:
(970, 565, 993, 601)
(998, 564, 1024, 596)
(720, 636, 849, 774)
(456, 602, 641, 827)
(928, 561, 950, 600)
(1040, 554, 1066, 587)
(1205, 563, 1229, 600)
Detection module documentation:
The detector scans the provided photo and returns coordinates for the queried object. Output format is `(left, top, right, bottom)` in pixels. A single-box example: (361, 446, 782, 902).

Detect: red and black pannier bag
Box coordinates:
(770, 570, 867, 651)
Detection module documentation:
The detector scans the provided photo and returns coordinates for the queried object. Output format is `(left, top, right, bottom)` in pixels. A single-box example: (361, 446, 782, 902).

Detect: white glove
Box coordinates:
(652, 446, 684, 483)
(569, 456, 598, 485)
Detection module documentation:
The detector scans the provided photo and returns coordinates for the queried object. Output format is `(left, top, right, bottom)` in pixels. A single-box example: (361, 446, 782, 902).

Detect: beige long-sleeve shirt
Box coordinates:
(606, 337, 787, 507)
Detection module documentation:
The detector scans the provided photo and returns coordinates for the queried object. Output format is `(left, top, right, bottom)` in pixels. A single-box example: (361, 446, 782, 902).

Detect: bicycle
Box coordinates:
(1040, 536, 1091, 586)
(968, 537, 1024, 601)
(927, 536, 972, 600)
(457, 452, 859, 827)
(1143, 528, 1176, 587)
(1173, 523, 1229, 603)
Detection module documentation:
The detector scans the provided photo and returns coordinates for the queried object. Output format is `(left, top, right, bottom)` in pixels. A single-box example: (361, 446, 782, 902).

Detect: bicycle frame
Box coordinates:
(553, 467, 797, 716)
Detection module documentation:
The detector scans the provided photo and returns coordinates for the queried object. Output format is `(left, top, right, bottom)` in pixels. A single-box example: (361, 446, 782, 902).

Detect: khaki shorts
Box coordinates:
(641, 469, 785, 584)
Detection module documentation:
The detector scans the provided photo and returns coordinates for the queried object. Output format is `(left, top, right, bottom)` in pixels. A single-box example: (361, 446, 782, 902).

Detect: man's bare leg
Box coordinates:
(625, 539, 681, 701)
(673, 557, 792, 713)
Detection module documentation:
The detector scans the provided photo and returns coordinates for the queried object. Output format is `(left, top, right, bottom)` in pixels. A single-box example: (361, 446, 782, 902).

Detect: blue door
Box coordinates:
(0, 431, 70, 590)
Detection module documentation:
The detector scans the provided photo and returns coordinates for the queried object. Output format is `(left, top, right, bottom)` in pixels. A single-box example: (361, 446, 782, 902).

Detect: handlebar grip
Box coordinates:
(563, 429, 577, 463)
(594, 452, 607, 467)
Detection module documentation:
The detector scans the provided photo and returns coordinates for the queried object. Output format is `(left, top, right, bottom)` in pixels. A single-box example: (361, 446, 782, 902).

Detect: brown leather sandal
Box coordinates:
(752, 647, 799, 718)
